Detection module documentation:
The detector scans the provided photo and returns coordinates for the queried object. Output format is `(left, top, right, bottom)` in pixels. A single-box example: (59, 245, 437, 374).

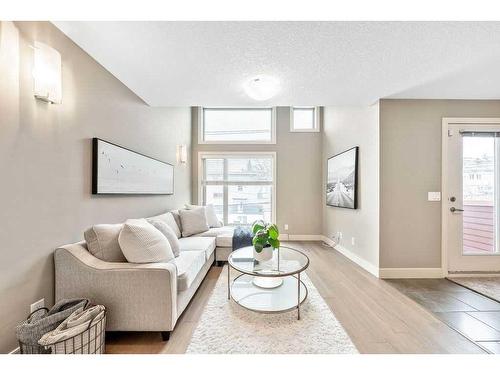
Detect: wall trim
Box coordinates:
(288, 234, 323, 241)
(447, 272, 500, 278)
(379, 268, 444, 279)
(9, 346, 19, 354)
(321, 236, 379, 277)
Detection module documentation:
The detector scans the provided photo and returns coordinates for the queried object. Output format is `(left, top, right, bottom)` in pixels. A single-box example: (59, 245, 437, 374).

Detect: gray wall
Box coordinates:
(380, 99, 500, 268)
(0, 21, 191, 353)
(322, 105, 380, 269)
(191, 107, 323, 236)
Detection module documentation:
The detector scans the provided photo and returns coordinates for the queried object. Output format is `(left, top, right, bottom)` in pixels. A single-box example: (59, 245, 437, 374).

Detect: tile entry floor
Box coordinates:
(386, 278, 500, 353)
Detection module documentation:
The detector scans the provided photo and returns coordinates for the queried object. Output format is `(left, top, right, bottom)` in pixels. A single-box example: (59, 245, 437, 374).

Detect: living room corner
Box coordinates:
(3, 3, 500, 373)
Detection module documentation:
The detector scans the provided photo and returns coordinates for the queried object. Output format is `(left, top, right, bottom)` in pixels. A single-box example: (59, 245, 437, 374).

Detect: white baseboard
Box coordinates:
(379, 268, 444, 279)
(321, 236, 379, 277)
(447, 272, 500, 278)
(9, 346, 20, 354)
(288, 234, 323, 241)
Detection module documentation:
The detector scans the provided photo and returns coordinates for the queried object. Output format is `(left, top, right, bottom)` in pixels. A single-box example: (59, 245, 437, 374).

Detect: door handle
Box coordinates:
(450, 207, 465, 213)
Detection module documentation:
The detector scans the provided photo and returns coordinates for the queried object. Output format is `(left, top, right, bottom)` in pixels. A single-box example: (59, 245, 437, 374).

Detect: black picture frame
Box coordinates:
(92, 138, 174, 195)
(326, 146, 358, 209)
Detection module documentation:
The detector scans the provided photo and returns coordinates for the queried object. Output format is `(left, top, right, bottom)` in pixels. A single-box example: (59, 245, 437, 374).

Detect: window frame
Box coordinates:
(198, 151, 277, 226)
(198, 107, 277, 145)
(289, 106, 321, 133)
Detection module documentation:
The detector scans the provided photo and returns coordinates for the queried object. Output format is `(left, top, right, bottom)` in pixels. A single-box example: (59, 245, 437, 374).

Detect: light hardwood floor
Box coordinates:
(105, 241, 485, 354)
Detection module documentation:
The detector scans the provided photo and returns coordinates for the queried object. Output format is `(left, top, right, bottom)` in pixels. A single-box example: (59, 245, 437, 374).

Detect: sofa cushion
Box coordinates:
(185, 204, 222, 228)
(84, 224, 126, 262)
(192, 226, 234, 248)
(178, 237, 216, 259)
(118, 219, 174, 263)
(147, 219, 180, 257)
(179, 207, 209, 237)
(147, 211, 181, 239)
(173, 250, 206, 291)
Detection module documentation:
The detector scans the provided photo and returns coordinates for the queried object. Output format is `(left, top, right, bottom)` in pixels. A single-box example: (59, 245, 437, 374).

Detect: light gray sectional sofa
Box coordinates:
(54, 209, 234, 340)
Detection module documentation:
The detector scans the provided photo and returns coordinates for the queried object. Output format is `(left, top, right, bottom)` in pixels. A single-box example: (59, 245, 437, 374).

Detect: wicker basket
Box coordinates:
(19, 308, 106, 354)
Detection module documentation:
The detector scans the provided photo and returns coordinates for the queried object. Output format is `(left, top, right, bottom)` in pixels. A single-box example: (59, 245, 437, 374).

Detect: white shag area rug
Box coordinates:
(186, 267, 358, 354)
(448, 277, 500, 303)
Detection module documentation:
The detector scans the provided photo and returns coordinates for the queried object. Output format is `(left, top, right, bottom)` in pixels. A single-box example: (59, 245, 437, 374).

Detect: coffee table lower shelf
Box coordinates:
(228, 273, 308, 319)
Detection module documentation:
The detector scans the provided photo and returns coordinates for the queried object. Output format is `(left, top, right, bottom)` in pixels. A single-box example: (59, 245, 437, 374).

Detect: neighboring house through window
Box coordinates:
(199, 107, 276, 144)
(199, 153, 276, 226)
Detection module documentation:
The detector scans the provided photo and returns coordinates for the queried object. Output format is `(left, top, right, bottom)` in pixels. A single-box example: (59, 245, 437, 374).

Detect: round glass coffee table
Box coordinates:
(227, 246, 309, 320)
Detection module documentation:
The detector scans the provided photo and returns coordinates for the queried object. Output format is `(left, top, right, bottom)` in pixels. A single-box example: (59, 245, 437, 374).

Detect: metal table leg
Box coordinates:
(227, 264, 230, 300)
(297, 272, 301, 320)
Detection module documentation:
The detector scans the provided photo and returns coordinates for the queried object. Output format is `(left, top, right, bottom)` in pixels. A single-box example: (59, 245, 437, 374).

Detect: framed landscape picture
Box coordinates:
(326, 146, 358, 209)
(92, 138, 174, 195)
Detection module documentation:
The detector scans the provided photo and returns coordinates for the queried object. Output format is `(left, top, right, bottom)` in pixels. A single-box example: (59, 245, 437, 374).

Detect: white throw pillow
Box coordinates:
(118, 219, 174, 263)
(179, 207, 210, 237)
(147, 218, 181, 257)
(185, 204, 222, 228)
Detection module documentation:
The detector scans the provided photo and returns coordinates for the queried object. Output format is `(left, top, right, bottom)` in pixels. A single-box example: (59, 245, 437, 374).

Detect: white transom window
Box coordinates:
(290, 106, 320, 132)
(199, 107, 276, 144)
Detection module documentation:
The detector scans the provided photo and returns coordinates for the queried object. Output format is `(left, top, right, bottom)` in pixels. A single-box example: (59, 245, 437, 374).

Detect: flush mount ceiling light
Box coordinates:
(243, 75, 280, 101)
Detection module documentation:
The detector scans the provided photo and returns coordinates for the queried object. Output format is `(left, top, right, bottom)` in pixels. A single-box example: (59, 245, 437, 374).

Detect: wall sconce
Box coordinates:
(176, 145, 187, 164)
(33, 41, 62, 104)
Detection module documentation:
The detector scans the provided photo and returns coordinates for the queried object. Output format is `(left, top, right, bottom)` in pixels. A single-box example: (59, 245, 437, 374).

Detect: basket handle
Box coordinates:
(27, 307, 49, 320)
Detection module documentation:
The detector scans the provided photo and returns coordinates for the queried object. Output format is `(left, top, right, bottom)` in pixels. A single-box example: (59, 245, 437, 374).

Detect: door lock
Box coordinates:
(450, 196, 456, 202)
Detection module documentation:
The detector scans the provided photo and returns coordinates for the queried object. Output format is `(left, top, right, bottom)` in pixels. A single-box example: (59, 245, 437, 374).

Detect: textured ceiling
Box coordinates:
(53, 21, 500, 106)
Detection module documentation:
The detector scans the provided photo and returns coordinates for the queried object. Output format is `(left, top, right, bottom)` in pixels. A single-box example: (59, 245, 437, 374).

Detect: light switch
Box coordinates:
(428, 192, 441, 201)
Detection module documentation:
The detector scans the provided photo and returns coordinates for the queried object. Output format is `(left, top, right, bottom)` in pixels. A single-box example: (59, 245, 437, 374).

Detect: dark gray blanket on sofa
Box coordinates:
(232, 226, 253, 251)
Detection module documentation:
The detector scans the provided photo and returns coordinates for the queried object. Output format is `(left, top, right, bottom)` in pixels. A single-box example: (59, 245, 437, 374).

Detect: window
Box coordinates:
(199, 153, 275, 226)
(290, 106, 320, 132)
(199, 107, 276, 144)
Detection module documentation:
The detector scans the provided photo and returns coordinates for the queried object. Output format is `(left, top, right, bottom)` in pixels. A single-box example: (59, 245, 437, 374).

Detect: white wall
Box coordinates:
(379, 99, 500, 269)
(0, 21, 191, 353)
(191, 107, 323, 236)
(322, 105, 380, 273)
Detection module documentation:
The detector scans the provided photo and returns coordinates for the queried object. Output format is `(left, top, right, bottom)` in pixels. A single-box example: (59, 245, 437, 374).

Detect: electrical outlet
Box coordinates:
(351, 237, 356, 246)
(284, 224, 289, 231)
(331, 231, 343, 244)
(30, 298, 45, 313)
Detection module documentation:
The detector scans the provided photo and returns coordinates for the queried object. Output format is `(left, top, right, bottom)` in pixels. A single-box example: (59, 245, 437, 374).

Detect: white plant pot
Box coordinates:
(253, 246, 273, 262)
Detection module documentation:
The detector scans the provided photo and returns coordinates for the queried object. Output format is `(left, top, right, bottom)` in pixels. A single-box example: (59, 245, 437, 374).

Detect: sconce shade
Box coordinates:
(33, 41, 62, 104)
(177, 145, 187, 164)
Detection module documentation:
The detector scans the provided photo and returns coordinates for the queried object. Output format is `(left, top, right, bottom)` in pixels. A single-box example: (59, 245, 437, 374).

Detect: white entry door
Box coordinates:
(446, 121, 500, 272)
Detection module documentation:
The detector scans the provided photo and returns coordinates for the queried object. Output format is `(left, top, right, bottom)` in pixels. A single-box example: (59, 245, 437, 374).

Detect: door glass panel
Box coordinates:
(462, 136, 496, 254)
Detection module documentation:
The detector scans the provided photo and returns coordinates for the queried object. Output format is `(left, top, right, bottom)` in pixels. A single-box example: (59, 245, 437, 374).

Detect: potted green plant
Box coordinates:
(251, 220, 280, 262)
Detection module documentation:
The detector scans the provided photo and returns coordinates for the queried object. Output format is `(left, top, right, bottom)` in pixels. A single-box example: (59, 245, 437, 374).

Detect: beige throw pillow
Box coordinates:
(147, 211, 181, 238)
(179, 207, 210, 237)
(185, 204, 222, 228)
(147, 219, 181, 257)
(118, 219, 174, 263)
(84, 224, 126, 262)
(169, 210, 183, 233)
